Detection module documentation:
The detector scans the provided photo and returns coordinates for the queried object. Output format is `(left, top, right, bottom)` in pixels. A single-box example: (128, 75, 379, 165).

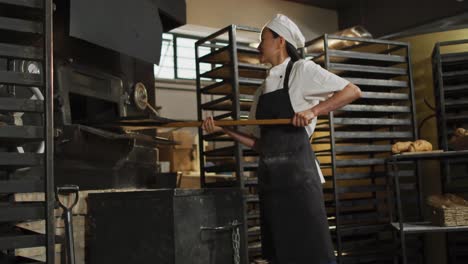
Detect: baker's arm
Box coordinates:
(292, 83, 361, 127)
(202, 116, 257, 149)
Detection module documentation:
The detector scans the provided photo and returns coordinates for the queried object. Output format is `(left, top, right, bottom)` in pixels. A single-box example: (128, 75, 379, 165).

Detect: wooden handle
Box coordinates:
(117, 119, 294, 131)
(159, 119, 292, 128)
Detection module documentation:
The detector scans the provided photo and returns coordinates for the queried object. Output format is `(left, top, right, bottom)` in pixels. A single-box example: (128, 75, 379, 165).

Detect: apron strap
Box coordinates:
(282, 60, 313, 142)
(283, 60, 295, 91)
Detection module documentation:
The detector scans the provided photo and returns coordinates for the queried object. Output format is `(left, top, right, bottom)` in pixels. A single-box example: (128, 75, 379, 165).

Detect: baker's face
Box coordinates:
(257, 28, 281, 64)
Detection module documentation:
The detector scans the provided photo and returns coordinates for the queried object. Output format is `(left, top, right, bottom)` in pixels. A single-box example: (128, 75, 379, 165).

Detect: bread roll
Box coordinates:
(455, 128, 466, 137)
(427, 194, 468, 208)
(446, 194, 468, 206)
(408, 139, 432, 152)
(392, 141, 412, 154)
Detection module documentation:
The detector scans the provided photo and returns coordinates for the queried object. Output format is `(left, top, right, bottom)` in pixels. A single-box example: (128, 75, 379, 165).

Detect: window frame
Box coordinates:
(155, 32, 230, 81)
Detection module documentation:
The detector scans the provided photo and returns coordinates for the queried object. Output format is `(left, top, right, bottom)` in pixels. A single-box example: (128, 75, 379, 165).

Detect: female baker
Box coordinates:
(202, 14, 361, 264)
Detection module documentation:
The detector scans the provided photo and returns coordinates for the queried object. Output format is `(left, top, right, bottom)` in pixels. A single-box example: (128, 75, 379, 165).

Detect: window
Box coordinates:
(154, 34, 175, 79)
(154, 33, 225, 80)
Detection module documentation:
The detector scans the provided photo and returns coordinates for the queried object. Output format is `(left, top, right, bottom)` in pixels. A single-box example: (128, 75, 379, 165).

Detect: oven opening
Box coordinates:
(69, 93, 119, 124)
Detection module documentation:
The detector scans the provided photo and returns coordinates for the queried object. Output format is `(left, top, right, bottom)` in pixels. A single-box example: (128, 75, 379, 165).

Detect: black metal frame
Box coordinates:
(195, 25, 266, 263)
(432, 39, 468, 187)
(387, 150, 468, 264)
(44, 0, 55, 261)
(432, 39, 468, 264)
(0, 0, 54, 262)
(308, 34, 419, 264)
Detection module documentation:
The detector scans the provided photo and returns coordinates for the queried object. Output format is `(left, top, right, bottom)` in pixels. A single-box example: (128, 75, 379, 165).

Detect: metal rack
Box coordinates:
(432, 39, 468, 192)
(0, 0, 55, 263)
(307, 35, 419, 263)
(387, 150, 468, 264)
(195, 25, 267, 262)
(432, 39, 468, 264)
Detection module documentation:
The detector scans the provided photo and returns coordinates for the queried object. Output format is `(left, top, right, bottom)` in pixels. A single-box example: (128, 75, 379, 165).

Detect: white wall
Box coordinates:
(155, 80, 198, 120)
(186, 0, 338, 41)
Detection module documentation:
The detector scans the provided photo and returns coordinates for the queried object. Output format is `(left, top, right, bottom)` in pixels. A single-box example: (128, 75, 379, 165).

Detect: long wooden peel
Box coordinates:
(160, 119, 293, 127)
(120, 119, 293, 131)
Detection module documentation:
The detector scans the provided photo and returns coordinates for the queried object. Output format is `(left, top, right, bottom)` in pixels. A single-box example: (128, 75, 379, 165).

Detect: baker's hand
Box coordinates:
(292, 109, 316, 127)
(202, 116, 223, 133)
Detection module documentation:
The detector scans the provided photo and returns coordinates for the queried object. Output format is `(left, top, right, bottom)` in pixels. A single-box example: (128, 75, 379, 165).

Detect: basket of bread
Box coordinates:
(427, 194, 468, 226)
(449, 128, 468, 151)
(391, 139, 435, 154)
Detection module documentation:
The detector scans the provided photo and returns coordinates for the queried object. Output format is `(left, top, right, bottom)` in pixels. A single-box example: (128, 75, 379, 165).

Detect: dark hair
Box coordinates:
(270, 29, 302, 62)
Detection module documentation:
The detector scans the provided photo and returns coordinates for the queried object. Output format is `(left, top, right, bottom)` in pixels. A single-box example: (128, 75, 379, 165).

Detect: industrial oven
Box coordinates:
(46, 0, 186, 189)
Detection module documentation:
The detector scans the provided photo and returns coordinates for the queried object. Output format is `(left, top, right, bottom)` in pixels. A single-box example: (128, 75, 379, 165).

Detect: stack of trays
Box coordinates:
(195, 25, 268, 261)
(433, 39, 468, 264)
(308, 35, 419, 264)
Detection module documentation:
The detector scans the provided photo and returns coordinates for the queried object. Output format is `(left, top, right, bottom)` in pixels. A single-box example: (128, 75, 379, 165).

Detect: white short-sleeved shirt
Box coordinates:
(243, 57, 350, 183)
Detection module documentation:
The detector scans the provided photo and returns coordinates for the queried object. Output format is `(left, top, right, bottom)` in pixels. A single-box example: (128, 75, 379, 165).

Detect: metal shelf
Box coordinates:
(328, 184, 389, 194)
(0, 153, 43, 168)
(326, 197, 385, 209)
(441, 52, 468, 64)
(0, 16, 42, 34)
(313, 134, 413, 146)
(314, 49, 406, 67)
(334, 144, 392, 154)
(359, 91, 409, 101)
(386, 150, 468, 264)
(0, 202, 45, 222)
(0, 1, 55, 261)
(329, 62, 407, 78)
(201, 77, 263, 95)
(196, 25, 262, 262)
(444, 98, 468, 109)
(199, 45, 261, 65)
(0, 126, 44, 144)
(243, 178, 257, 185)
(338, 104, 410, 113)
(0, 255, 45, 264)
(313, 34, 417, 263)
(0, 180, 44, 193)
(0, 42, 42, 60)
(331, 171, 387, 180)
(345, 77, 408, 89)
(0, 98, 43, 112)
(204, 145, 257, 157)
(200, 63, 267, 80)
(443, 69, 468, 80)
(200, 96, 253, 111)
(0, 0, 43, 9)
(333, 117, 411, 126)
(443, 84, 468, 95)
(0, 229, 45, 250)
(204, 162, 258, 173)
(333, 158, 386, 168)
(0, 70, 43, 86)
(446, 113, 468, 122)
(244, 194, 259, 203)
(391, 222, 468, 234)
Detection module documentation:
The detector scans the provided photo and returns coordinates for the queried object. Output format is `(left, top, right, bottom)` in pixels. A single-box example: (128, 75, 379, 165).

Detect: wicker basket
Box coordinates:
(431, 206, 468, 227)
(428, 194, 468, 226)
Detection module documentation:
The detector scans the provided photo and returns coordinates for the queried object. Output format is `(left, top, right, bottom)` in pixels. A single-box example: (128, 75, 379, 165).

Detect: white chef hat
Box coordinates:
(263, 14, 305, 49)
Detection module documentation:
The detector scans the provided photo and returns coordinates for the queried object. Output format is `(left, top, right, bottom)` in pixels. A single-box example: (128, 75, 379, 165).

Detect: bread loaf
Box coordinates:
(408, 139, 432, 152)
(391, 141, 412, 154)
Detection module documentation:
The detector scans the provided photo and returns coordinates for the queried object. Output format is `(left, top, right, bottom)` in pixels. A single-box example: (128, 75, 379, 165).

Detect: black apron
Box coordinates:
(256, 60, 335, 264)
